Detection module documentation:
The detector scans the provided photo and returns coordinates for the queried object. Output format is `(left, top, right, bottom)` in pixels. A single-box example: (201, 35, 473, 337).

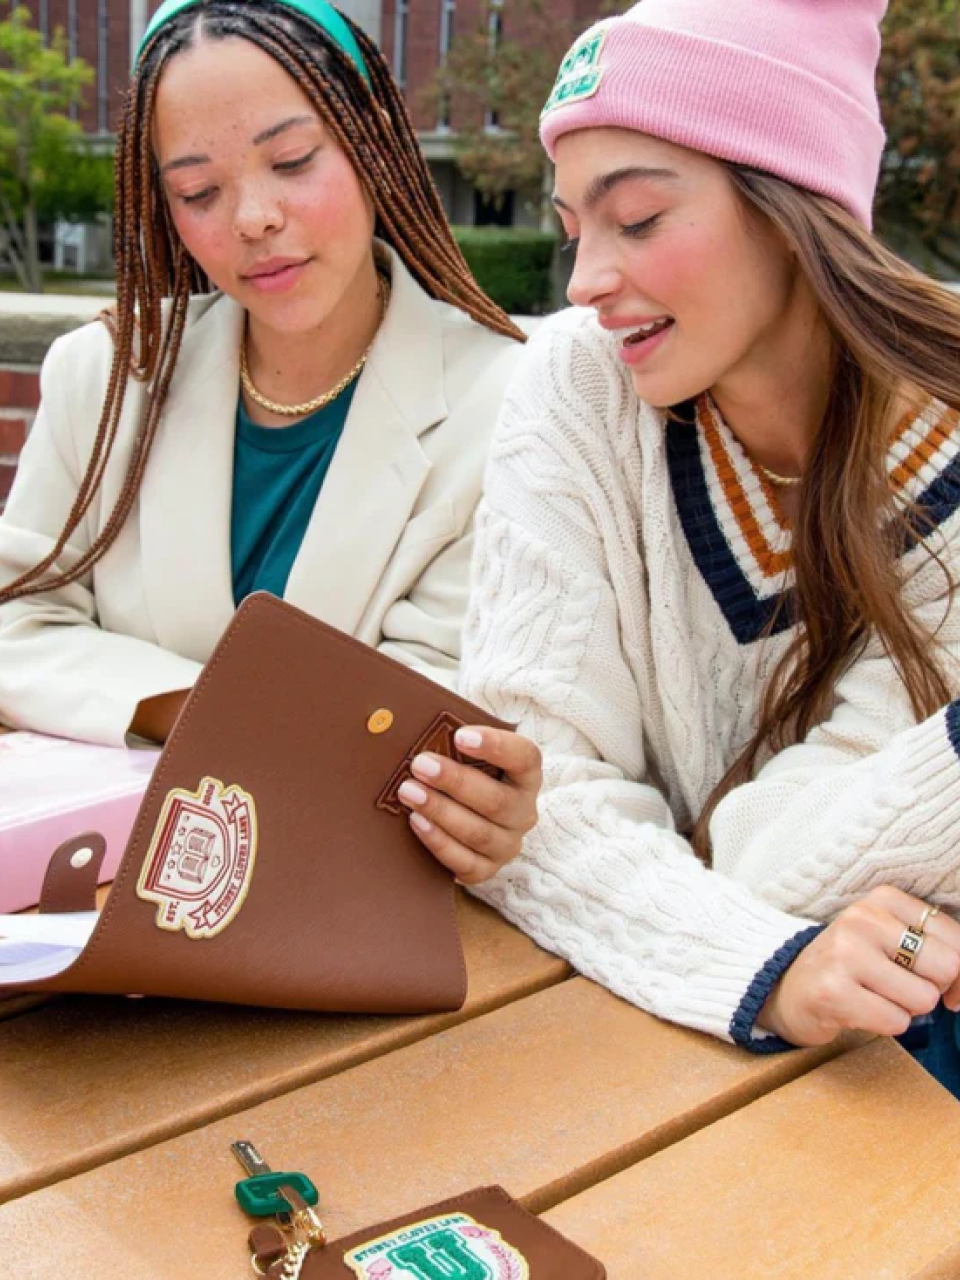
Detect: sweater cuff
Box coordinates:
(945, 699, 960, 760)
(729, 924, 825, 1053)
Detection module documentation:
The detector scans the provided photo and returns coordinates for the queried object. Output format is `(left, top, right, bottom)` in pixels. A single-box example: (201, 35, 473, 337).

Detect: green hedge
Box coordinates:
(453, 226, 557, 315)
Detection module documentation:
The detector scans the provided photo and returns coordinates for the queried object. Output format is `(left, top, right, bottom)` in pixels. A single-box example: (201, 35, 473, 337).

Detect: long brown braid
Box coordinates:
(0, 1, 525, 606)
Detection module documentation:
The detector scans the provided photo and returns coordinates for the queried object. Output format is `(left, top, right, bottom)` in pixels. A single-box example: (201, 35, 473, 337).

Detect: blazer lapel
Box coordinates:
(139, 295, 242, 661)
(285, 246, 447, 635)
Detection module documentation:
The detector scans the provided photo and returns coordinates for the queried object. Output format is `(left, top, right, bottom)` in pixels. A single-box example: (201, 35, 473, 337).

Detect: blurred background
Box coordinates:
(0, 1, 957, 508)
(0, 0, 957, 310)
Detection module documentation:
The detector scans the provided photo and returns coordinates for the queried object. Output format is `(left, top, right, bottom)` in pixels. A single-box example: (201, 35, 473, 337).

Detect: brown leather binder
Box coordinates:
(0, 592, 511, 1013)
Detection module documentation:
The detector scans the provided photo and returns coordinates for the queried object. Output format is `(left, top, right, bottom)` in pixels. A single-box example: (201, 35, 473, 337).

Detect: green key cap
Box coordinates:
(231, 1139, 320, 1218)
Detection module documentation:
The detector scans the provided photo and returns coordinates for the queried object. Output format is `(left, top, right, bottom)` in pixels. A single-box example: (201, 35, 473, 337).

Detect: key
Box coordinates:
(232, 1140, 273, 1179)
(231, 1139, 320, 1218)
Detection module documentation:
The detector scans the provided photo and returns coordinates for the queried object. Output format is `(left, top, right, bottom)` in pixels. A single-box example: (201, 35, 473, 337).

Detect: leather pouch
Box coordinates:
(0, 592, 511, 1013)
(285, 1185, 605, 1279)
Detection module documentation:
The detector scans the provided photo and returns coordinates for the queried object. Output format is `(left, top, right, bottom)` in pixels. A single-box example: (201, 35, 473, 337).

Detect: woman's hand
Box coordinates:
(759, 886, 960, 1046)
(397, 726, 542, 885)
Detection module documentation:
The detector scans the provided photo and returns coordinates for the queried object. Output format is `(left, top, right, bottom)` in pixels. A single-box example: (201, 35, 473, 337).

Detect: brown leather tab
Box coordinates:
(38, 833, 107, 914)
(377, 712, 502, 816)
(248, 1223, 287, 1266)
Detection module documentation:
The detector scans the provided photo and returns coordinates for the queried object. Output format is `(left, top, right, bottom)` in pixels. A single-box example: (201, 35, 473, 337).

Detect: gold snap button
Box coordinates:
(367, 709, 394, 735)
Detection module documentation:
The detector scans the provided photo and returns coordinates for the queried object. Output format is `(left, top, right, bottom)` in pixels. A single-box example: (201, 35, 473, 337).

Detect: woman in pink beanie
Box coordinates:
(460, 0, 960, 1091)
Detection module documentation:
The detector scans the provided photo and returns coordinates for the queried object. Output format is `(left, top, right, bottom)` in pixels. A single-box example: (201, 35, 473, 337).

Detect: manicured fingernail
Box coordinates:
(398, 781, 428, 807)
(412, 753, 442, 779)
(410, 812, 432, 834)
(455, 728, 483, 751)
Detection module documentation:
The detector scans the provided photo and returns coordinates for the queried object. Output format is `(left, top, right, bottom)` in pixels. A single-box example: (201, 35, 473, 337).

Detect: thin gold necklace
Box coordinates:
(702, 394, 802, 488)
(756, 462, 802, 488)
(240, 273, 389, 417)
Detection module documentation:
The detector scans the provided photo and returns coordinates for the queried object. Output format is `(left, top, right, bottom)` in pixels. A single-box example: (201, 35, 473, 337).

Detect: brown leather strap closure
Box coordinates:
(38, 833, 107, 914)
(248, 1223, 287, 1267)
(376, 712, 501, 816)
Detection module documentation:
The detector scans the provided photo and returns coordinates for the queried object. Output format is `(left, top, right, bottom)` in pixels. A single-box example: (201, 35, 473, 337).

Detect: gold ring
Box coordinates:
(914, 904, 940, 935)
(894, 926, 925, 971)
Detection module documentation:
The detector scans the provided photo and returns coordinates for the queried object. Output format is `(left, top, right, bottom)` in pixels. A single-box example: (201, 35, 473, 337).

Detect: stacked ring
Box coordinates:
(914, 904, 940, 934)
(894, 927, 925, 971)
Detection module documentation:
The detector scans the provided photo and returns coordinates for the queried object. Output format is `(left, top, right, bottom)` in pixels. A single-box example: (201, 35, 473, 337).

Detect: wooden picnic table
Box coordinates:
(2, 889, 959, 1279)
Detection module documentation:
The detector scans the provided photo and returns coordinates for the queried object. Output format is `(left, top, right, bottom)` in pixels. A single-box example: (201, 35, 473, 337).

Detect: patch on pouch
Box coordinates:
(343, 1211, 530, 1280)
(136, 776, 258, 939)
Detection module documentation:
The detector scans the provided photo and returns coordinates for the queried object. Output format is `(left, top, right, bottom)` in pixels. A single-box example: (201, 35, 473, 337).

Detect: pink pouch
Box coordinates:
(0, 732, 158, 912)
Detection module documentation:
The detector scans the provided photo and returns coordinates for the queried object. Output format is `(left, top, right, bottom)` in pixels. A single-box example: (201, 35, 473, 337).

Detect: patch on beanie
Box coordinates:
(541, 28, 606, 119)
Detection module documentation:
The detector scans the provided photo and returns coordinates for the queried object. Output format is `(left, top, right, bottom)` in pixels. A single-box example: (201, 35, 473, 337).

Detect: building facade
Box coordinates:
(27, 0, 602, 227)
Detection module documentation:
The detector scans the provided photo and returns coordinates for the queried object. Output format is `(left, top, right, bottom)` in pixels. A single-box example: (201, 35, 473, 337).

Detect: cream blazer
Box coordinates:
(0, 246, 521, 745)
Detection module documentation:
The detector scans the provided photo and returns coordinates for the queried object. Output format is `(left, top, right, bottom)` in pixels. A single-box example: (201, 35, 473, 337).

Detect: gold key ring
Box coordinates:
(291, 1204, 327, 1247)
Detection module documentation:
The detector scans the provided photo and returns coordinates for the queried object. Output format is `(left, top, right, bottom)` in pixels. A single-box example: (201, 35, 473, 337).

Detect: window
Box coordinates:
(98, 0, 109, 134)
(484, 0, 504, 132)
(474, 189, 514, 227)
(129, 0, 150, 68)
(393, 0, 409, 89)
(437, 0, 456, 130)
(68, 0, 79, 121)
(440, 0, 456, 56)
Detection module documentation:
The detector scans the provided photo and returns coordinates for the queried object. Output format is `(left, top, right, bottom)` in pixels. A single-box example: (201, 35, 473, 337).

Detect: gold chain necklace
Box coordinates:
(240, 274, 389, 418)
(756, 462, 802, 488)
(702, 394, 802, 488)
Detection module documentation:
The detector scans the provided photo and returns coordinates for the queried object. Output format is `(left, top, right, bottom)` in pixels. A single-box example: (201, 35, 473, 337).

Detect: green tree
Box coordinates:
(877, 0, 960, 265)
(426, 0, 627, 229)
(35, 147, 114, 226)
(430, 0, 960, 267)
(0, 5, 94, 291)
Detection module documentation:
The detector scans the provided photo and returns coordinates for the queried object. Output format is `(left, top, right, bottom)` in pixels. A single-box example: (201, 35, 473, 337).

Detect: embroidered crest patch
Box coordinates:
(541, 29, 606, 119)
(136, 776, 257, 939)
(343, 1212, 530, 1280)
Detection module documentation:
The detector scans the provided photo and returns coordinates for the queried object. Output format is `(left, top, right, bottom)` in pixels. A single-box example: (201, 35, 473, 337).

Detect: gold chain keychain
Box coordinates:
(252, 1209, 325, 1280)
(261, 1236, 309, 1280)
(232, 1141, 327, 1278)
(271, 1195, 327, 1280)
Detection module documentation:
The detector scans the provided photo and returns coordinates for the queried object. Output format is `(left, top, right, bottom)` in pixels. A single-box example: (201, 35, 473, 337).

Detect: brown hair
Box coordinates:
(0, 0, 525, 606)
(692, 168, 960, 860)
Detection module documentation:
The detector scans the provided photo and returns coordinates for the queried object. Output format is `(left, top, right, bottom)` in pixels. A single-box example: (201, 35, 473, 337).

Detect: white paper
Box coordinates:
(0, 911, 98, 948)
(0, 911, 98, 982)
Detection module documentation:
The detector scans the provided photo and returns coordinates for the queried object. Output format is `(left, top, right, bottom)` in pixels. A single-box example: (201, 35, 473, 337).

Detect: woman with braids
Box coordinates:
(459, 0, 960, 1090)
(0, 0, 541, 887)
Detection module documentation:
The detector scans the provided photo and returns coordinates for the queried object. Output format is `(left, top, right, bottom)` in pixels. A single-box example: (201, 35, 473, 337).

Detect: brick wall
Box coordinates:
(382, 0, 606, 133)
(37, 0, 166, 135)
(0, 367, 41, 514)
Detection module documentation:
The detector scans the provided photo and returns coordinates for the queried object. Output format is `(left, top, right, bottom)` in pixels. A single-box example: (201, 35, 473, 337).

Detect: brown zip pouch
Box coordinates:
(281, 1185, 606, 1279)
(0, 592, 511, 1013)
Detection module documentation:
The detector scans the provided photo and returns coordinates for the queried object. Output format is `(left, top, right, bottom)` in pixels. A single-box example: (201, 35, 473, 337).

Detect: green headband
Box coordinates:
(136, 0, 371, 84)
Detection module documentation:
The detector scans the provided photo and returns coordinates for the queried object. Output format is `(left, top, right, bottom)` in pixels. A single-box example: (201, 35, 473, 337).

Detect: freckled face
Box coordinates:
(553, 129, 798, 408)
(153, 36, 376, 335)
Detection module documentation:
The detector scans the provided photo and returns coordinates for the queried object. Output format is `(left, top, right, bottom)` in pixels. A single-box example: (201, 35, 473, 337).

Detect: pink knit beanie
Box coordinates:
(540, 0, 888, 227)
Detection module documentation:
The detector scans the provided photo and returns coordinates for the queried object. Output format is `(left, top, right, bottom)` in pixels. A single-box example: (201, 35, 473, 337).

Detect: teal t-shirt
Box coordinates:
(230, 383, 357, 604)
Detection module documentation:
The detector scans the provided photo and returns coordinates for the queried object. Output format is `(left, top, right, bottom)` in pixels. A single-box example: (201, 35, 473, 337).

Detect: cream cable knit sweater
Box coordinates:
(461, 306, 960, 1048)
